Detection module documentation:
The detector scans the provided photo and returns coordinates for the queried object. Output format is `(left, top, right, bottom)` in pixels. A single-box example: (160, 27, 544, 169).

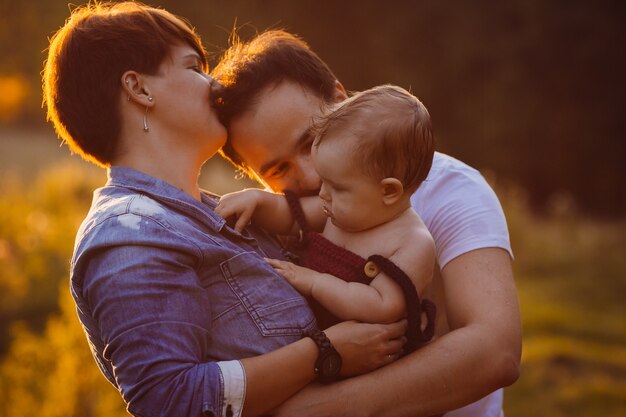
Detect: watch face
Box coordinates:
(321, 351, 342, 376)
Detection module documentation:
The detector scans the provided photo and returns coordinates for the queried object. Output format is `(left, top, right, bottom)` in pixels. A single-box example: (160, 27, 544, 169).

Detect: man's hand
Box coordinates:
(268, 319, 409, 417)
(324, 320, 408, 377)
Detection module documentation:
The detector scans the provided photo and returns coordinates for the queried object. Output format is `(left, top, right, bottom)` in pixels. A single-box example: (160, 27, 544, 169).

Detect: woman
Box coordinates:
(42, 3, 405, 416)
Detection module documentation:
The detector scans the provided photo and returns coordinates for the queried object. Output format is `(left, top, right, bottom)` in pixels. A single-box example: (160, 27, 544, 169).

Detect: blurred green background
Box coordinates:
(0, 0, 624, 416)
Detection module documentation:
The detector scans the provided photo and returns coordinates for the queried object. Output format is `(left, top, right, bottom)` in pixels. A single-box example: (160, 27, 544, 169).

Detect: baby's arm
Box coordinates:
(266, 228, 436, 324)
(215, 189, 326, 234)
(387, 227, 437, 296)
(266, 259, 405, 324)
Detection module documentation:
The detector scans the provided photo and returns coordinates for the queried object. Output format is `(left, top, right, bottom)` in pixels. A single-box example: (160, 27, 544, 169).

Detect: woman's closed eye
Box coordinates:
(189, 65, 205, 74)
(186, 55, 208, 74)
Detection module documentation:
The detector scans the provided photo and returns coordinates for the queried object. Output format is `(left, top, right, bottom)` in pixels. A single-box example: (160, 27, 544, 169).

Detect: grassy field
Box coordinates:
(0, 127, 624, 416)
(503, 205, 626, 416)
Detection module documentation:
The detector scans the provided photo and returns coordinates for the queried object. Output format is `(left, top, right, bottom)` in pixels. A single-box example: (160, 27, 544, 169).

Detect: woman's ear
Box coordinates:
(380, 178, 404, 205)
(121, 71, 154, 107)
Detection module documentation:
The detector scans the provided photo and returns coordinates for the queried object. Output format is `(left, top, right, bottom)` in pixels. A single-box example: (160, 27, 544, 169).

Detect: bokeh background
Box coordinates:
(0, 0, 624, 416)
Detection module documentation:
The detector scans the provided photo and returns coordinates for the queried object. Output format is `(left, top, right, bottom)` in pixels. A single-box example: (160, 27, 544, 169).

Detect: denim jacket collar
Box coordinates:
(106, 165, 229, 235)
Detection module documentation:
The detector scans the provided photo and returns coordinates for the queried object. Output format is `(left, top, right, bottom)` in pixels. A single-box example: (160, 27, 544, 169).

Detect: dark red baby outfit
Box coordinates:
(284, 191, 436, 353)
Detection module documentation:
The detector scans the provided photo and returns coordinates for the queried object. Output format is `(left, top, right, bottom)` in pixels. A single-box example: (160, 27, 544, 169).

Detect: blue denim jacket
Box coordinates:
(70, 166, 316, 417)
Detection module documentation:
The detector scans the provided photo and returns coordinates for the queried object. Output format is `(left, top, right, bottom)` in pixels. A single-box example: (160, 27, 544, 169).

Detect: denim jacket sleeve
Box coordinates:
(75, 214, 236, 417)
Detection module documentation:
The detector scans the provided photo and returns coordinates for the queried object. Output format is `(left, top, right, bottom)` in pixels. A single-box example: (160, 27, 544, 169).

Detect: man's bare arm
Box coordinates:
(271, 248, 522, 417)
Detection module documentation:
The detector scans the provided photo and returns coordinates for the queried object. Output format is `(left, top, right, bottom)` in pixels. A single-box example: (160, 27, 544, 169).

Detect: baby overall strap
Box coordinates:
(283, 190, 309, 245)
(283, 190, 369, 283)
(365, 255, 437, 353)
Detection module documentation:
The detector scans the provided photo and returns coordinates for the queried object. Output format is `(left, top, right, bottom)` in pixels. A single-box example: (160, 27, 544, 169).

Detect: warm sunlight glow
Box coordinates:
(0, 75, 29, 122)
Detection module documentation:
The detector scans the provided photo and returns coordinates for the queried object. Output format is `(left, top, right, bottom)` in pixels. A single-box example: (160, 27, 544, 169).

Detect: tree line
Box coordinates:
(1, 0, 624, 217)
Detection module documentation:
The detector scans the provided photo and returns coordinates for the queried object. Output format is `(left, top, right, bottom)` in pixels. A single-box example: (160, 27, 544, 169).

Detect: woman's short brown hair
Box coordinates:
(313, 85, 435, 193)
(42, 1, 206, 167)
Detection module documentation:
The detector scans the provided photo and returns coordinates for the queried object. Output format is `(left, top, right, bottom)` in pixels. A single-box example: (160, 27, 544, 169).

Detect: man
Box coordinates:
(212, 30, 521, 417)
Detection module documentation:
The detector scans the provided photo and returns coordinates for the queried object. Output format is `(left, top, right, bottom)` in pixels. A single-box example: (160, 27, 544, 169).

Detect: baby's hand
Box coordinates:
(215, 189, 265, 232)
(265, 258, 319, 296)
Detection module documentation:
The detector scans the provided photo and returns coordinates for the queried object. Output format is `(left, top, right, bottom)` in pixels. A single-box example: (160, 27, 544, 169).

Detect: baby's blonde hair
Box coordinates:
(313, 84, 435, 192)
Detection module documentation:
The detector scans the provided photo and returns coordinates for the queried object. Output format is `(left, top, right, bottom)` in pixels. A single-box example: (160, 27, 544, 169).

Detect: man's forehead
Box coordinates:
(230, 83, 321, 168)
(251, 81, 320, 118)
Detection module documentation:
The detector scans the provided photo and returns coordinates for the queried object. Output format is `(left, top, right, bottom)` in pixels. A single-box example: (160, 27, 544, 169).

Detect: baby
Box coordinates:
(216, 84, 436, 352)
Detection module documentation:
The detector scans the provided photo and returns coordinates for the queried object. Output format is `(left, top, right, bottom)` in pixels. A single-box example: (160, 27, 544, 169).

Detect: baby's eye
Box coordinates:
(299, 135, 315, 153)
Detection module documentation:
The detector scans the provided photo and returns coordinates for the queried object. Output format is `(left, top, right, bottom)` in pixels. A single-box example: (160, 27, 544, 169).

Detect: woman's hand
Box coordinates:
(325, 320, 408, 377)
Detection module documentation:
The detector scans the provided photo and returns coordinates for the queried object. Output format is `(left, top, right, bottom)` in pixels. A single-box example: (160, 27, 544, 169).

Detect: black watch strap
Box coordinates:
(304, 328, 342, 383)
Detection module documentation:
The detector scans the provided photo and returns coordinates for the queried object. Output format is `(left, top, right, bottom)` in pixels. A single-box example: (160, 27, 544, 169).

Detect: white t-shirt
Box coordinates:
(411, 152, 512, 417)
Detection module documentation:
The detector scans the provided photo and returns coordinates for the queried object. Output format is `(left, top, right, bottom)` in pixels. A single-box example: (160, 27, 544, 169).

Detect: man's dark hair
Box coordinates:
(212, 30, 339, 173)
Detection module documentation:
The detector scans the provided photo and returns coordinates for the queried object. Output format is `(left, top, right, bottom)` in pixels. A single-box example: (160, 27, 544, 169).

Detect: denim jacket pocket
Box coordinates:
(220, 251, 315, 337)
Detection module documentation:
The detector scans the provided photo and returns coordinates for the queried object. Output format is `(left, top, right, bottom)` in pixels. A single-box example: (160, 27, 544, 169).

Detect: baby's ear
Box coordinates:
(380, 178, 404, 205)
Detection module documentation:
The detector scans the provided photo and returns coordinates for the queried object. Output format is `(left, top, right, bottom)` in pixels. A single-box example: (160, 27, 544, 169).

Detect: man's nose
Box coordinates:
(294, 158, 321, 195)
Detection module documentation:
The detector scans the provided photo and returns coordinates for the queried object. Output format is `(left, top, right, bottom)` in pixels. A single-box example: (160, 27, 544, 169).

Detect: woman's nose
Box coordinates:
(209, 77, 224, 96)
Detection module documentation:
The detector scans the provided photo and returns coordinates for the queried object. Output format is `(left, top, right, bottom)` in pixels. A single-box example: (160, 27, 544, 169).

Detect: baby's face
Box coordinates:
(312, 138, 389, 232)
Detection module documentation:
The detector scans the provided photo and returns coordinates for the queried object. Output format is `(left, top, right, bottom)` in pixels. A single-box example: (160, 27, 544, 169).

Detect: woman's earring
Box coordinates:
(143, 107, 149, 132)
(143, 97, 153, 132)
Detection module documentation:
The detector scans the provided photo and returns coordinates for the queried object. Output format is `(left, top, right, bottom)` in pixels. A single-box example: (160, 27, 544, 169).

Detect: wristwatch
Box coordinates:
(304, 328, 342, 383)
